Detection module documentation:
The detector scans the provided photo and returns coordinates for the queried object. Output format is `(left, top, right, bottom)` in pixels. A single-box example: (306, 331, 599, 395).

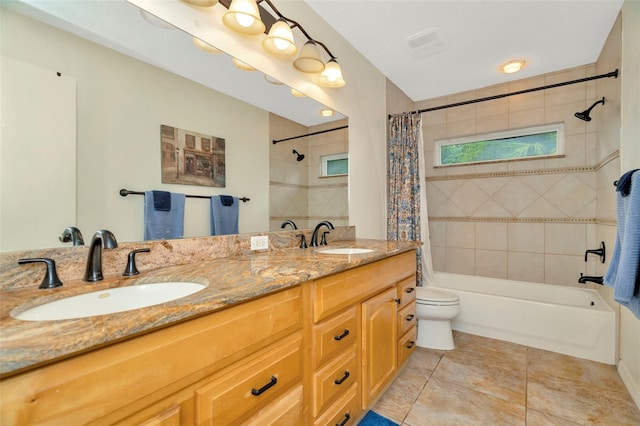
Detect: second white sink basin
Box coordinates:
(316, 248, 375, 255)
(12, 282, 207, 321)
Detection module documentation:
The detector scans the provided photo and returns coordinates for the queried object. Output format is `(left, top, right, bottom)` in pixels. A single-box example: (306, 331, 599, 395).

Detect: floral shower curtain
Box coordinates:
(387, 112, 435, 286)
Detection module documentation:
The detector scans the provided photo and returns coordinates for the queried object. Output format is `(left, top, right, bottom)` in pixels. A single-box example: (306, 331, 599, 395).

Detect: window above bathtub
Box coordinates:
(434, 123, 564, 167)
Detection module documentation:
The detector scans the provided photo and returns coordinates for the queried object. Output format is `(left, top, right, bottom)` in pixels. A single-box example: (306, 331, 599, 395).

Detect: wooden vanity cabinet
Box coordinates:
(307, 250, 417, 423)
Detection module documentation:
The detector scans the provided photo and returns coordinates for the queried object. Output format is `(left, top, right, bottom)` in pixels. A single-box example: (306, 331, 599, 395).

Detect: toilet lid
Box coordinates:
(416, 287, 459, 303)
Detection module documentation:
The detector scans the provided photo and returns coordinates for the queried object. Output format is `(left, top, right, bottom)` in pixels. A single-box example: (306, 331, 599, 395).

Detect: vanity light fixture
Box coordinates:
(232, 57, 257, 71)
(222, 0, 265, 35)
(293, 41, 325, 73)
(264, 74, 284, 85)
(193, 37, 222, 54)
(262, 19, 297, 57)
(501, 59, 526, 74)
(318, 58, 346, 88)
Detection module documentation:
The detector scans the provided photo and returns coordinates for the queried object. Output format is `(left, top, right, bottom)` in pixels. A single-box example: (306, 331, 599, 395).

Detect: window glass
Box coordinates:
(436, 124, 564, 166)
(321, 153, 348, 176)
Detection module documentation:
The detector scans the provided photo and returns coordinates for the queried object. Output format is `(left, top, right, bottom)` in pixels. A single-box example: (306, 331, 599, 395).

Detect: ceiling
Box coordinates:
(306, 0, 624, 101)
(4, 0, 624, 122)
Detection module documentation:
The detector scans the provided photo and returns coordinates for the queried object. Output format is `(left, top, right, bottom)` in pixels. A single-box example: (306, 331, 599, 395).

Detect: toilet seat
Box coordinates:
(416, 287, 459, 306)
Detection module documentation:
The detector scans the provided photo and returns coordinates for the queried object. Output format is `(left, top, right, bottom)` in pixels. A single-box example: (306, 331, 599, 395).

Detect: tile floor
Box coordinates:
(373, 331, 640, 425)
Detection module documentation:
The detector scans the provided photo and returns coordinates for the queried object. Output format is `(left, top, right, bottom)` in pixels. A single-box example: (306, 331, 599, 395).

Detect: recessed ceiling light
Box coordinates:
(320, 109, 334, 117)
(290, 88, 307, 98)
(501, 59, 527, 74)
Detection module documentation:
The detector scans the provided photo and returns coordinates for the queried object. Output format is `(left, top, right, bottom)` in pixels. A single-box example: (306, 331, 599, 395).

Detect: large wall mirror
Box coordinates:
(0, 0, 348, 251)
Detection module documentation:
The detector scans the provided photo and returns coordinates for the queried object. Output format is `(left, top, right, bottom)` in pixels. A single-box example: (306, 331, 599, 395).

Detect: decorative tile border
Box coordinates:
(426, 166, 596, 183)
(428, 216, 597, 224)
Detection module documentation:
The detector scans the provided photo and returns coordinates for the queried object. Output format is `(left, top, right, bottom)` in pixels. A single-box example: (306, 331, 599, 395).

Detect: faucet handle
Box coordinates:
(123, 248, 151, 276)
(320, 231, 330, 246)
(296, 234, 308, 249)
(18, 258, 63, 289)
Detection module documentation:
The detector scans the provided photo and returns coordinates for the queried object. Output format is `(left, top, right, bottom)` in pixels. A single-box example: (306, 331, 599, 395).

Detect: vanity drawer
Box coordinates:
(313, 383, 360, 426)
(195, 332, 302, 425)
(396, 276, 416, 308)
(313, 251, 415, 322)
(397, 301, 416, 337)
(312, 348, 358, 417)
(397, 327, 417, 368)
(312, 306, 358, 368)
(240, 384, 303, 426)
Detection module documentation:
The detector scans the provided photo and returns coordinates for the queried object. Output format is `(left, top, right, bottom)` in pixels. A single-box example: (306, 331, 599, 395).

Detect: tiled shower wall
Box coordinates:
(269, 114, 348, 230)
(422, 64, 608, 287)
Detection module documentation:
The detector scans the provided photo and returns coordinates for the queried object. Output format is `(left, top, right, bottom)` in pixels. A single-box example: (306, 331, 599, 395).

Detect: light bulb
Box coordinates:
(235, 13, 254, 28)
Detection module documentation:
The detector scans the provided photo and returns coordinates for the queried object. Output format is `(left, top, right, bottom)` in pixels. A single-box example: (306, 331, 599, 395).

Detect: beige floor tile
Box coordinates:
(453, 331, 528, 366)
(403, 377, 526, 426)
(374, 348, 444, 423)
(527, 370, 640, 425)
(432, 348, 527, 404)
(526, 409, 583, 426)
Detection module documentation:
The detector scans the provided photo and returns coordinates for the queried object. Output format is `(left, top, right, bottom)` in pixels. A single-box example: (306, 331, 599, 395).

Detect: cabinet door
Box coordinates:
(361, 287, 397, 408)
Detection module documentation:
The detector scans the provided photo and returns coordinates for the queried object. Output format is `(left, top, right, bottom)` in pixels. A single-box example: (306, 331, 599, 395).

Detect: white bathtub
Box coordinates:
(433, 271, 616, 364)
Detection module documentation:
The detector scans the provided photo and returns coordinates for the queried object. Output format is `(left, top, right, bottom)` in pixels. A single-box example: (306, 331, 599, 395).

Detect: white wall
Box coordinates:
(618, 0, 640, 408)
(1, 9, 270, 243)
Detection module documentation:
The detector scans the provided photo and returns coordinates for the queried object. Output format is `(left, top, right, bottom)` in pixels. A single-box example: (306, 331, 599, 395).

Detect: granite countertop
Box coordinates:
(0, 239, 419, 377)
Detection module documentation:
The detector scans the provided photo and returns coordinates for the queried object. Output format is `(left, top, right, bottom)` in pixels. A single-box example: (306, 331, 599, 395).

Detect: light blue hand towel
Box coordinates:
(144, 191, 186, 241)
(604, 171, 640, 319)
(210, 195, 239, 236)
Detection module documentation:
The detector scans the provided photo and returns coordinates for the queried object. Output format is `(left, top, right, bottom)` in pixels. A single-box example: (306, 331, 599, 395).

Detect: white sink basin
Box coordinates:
(316, 248, 375, 255)
(12, 282, 207, 321)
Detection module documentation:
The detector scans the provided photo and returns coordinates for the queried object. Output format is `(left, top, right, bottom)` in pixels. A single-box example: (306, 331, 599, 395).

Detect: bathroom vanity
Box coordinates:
(0, 241, 417, 425)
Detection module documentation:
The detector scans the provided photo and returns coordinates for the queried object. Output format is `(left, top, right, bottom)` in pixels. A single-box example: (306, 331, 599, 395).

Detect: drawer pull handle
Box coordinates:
(406, 314, 415, 321)
(334, 329, 350, 341)
(251, 376, 277, 396)
(334, 370, 350, 385)
(406, 341, 416, 349)
(405, 287, 415, 294)
(394, 298, 402, 304)
(336, 412, 351, 426)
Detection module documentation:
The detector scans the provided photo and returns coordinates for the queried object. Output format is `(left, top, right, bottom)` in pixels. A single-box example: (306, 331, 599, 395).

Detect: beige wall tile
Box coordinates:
(431, 246, 446, 271)
(544, 223, 586, 255)
(446, 119, 476, 137)
(449, 181, 489, 216)
(446, 247, 475, 274)
(545, 254, 585, 286)
(508, 223, 545, 253)
(446, 221, 475, 248)
(476, 249, 508, 279)
(509, 107, 545, 128)
(476, 114, 509, 134)
(476, 222, 507, 250)
(508, 252, 545, 282)
(428, 220, 446, 247)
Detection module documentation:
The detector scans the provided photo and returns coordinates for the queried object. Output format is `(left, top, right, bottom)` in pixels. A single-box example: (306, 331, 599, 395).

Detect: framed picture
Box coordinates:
(160, 124, 226, 187)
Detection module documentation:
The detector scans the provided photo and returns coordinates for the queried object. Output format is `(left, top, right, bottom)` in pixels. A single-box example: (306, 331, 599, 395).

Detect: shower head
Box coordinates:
(574, 97, 605, 122)
(292, 149, 305, 161)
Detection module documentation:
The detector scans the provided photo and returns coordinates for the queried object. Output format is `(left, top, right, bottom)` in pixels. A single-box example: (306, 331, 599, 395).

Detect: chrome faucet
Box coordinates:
(310, 221, 334, 247)
(280, 220, 298, 230)
(83, 230, 118, 282)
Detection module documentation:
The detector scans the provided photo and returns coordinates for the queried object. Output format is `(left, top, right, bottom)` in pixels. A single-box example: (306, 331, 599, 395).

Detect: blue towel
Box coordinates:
(144, 191, 185, 241)
(219, 195, 234, 206)
(152, 190, 171, 211)
(604, 170, 640, 319)
(210, 195, 239, 235)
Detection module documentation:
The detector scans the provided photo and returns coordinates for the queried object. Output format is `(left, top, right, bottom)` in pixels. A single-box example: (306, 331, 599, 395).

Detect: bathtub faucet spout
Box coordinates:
(578, 274, 604, 285)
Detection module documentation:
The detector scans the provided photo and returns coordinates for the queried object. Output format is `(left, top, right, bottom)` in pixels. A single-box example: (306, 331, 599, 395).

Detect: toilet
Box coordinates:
(415, 287, 461, 350)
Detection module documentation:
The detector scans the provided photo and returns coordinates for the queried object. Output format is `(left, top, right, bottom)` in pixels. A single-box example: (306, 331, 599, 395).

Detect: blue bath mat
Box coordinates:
(358, 410, 399, 426)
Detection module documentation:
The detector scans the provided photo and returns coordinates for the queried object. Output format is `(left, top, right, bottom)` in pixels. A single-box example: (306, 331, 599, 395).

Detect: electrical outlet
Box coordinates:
(250, 235, 269, 251)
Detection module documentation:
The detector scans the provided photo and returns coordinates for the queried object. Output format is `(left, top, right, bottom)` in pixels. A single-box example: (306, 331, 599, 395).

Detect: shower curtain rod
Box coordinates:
(272, 125, 349, 144)
(388, 69, 619, 119)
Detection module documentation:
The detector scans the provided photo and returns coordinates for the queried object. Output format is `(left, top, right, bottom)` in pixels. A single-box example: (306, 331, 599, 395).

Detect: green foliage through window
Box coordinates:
(437, 125, 562, 166)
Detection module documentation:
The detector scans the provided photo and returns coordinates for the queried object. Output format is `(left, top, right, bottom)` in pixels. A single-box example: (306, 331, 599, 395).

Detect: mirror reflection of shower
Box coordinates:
(575, 97, 605, 122)
(293, 149, 305, 161)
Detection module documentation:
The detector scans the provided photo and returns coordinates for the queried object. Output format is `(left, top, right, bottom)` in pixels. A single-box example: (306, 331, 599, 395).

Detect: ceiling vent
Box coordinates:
(406, 28, 447, 58)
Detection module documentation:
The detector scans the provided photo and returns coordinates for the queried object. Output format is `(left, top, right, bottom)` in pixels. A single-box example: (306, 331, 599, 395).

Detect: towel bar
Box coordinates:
(120, 189, 250, 202)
